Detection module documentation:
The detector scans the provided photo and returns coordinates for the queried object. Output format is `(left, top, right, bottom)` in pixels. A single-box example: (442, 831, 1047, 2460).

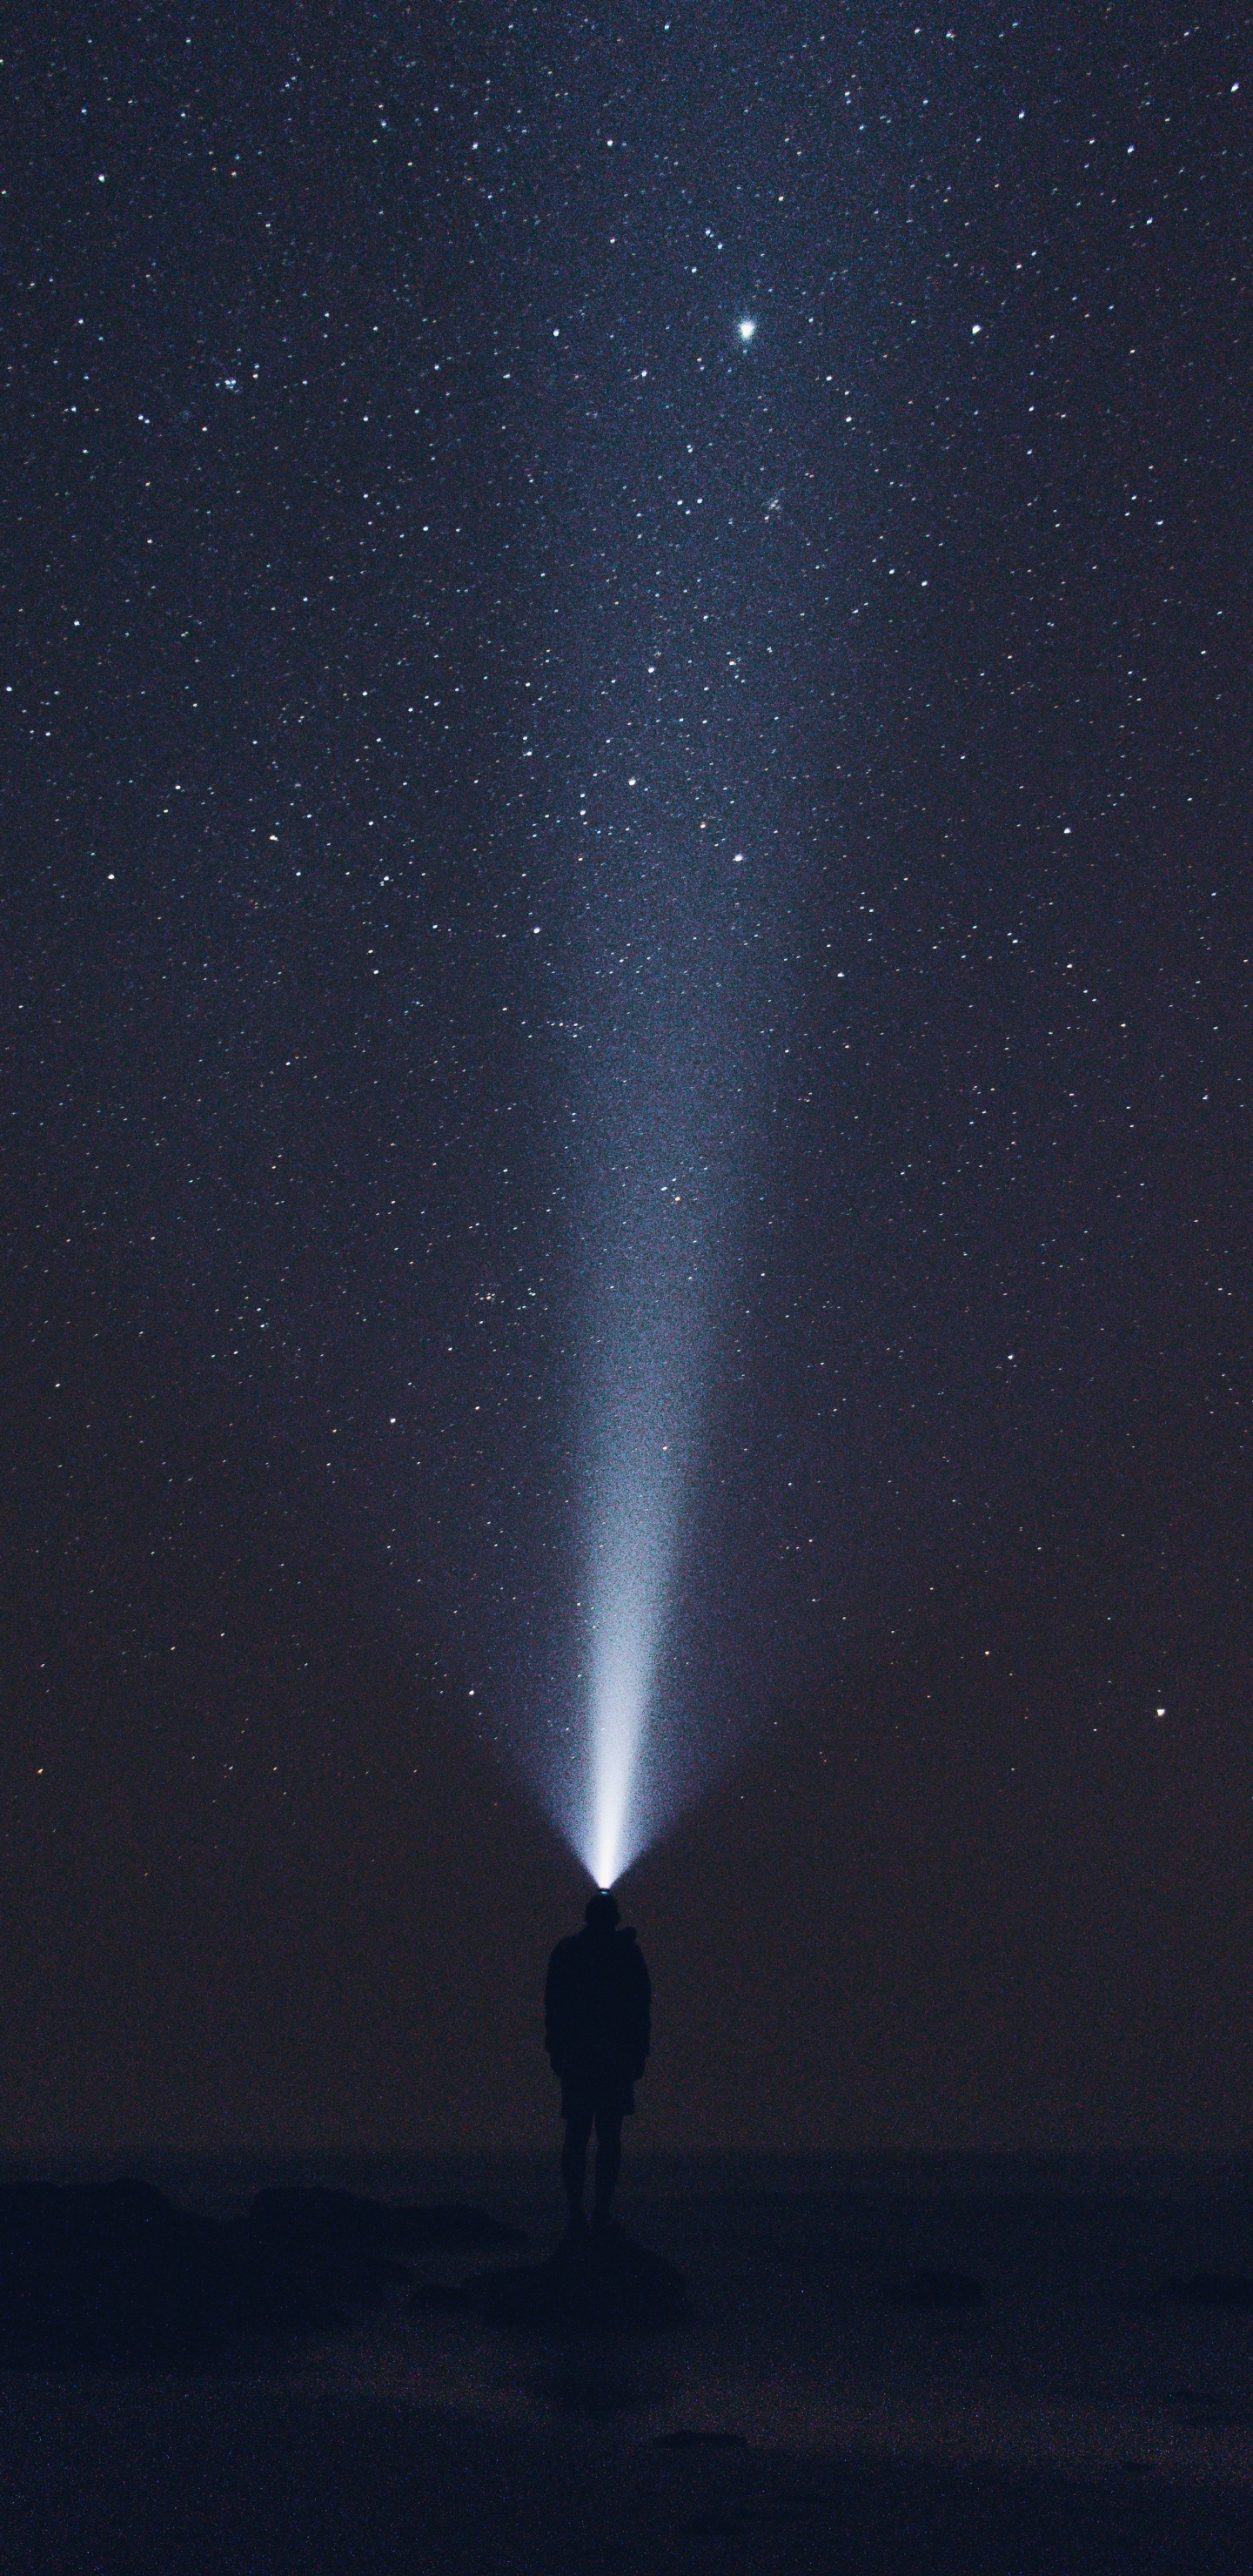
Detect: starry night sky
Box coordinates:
(3, 4, 1251, 2155)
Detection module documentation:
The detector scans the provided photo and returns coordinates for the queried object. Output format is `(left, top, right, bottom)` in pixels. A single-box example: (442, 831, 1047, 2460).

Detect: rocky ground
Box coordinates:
(0, 2158, 1251, 2569)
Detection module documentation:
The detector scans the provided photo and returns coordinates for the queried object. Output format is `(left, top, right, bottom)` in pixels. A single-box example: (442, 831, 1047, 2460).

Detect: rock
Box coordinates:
(0, 2177, 326, 2366)
(0, 2179, 522, 2368)
(482, 2222, 690, 2333)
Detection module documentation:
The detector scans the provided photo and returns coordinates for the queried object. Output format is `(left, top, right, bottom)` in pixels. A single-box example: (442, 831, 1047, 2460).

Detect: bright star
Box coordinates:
(737, 316, 756, 344)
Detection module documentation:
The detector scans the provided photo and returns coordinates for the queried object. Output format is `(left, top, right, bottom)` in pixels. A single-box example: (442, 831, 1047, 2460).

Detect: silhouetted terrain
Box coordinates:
(0, 2178, 519, 2367)
(1, 2158, 1251, 2569)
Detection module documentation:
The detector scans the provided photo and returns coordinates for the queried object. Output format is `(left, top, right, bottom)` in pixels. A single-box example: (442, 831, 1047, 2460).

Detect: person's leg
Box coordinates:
(592, 2104, 623, 2221)
(561, 2103, 593, 2228)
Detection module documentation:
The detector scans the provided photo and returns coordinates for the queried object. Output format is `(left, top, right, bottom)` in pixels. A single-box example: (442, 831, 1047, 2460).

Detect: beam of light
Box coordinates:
(582, 1352, 688, 1888)
(572, 1067, 715, 1888)
(585, 1493, 668, 1889)
(457, 928, 743, 1891)
(457, 775, 761, 1883)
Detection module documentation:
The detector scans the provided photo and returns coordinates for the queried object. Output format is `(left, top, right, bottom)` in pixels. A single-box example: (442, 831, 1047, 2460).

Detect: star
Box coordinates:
(737, 316, 756, 344)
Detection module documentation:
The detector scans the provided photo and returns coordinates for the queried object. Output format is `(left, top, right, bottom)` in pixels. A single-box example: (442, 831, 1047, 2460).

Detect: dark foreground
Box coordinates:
(3, 2379, 1250, 2575)
(1, 2154, 1251, 2573)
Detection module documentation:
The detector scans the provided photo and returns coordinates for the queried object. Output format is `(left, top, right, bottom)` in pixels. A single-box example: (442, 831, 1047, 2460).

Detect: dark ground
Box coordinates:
(2, 2383, 1251, 2575)
(1, 2156, 1250, 2572)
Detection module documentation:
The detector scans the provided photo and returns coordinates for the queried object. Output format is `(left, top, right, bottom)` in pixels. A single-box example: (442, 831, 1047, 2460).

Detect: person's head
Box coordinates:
(585, 1889, 620, 1936)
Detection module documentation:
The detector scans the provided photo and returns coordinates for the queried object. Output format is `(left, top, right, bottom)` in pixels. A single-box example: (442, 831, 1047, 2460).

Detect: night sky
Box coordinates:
(3, 5, 1251, 2157)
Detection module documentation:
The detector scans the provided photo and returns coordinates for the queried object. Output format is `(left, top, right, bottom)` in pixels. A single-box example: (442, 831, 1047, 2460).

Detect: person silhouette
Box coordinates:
(545, 1889, 651, 2237)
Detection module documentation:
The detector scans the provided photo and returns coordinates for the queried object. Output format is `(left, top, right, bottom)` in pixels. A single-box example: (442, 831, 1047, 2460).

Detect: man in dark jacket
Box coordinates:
(546, 1889, 651, 2233)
